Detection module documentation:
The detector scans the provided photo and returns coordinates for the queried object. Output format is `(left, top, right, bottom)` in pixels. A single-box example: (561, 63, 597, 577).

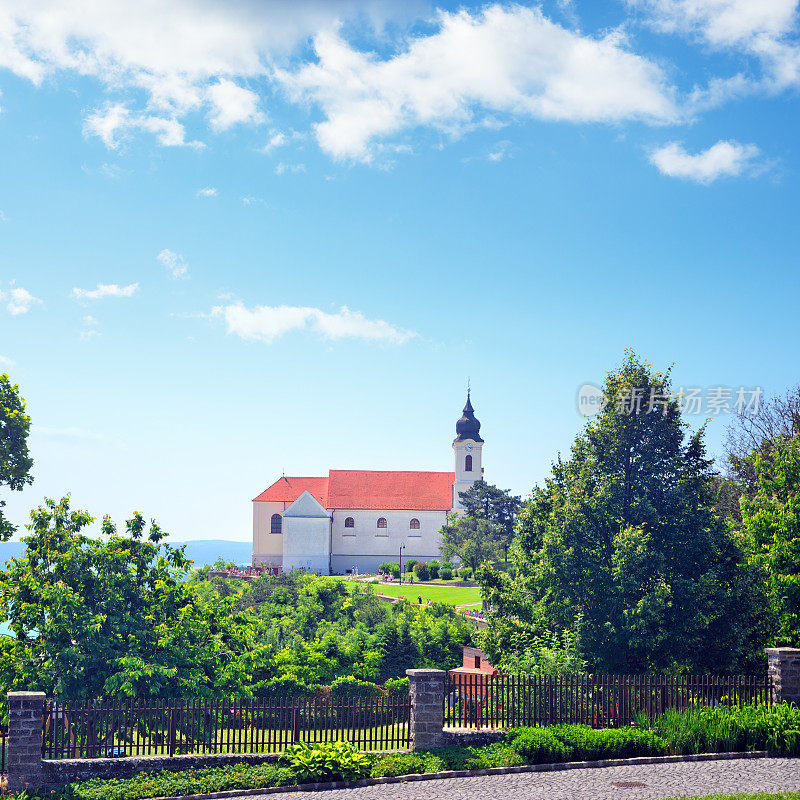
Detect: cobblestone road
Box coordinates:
(237, 758, 800, 800)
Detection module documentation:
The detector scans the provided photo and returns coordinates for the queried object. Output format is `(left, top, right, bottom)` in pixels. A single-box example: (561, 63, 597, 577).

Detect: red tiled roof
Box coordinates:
(253, 470, 455, 511)
(252, 476, 329, 507)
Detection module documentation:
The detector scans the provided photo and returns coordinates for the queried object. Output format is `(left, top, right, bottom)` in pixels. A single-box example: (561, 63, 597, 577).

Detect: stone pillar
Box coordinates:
(766, 647, 800, 705)
(7, 691, 45, 791)
(406, 668, 445, 751)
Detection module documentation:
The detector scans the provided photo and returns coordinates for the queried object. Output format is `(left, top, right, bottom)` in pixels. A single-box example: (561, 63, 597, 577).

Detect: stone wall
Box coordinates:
(406, 668, 445, 751)
(766, 647, 800, 704)
(7, 691, 46, 791)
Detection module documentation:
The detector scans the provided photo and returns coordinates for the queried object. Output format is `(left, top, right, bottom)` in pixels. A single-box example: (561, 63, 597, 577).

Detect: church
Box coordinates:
(252, 394, 485, 575)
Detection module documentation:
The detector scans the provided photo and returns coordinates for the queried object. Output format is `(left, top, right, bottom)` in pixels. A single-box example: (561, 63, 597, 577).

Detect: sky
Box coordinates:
(1, 0, 799, 544)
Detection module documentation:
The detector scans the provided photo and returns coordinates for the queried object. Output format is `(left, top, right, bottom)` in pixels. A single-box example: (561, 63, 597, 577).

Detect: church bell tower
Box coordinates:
(452, 391, 484, 510)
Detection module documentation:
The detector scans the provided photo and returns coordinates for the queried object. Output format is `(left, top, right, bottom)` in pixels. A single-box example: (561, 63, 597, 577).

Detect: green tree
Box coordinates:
(458, 479, 522, 562)
(440, 512, 501, 574)
(478, 351, 770, 673)
(0, 496, 251, 702)
(0, 374, 33, 541)
(740, 435, 800, 646)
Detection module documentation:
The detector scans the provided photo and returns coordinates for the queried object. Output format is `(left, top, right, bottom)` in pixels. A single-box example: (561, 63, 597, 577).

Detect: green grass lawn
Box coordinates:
(364, 582, 482, 607)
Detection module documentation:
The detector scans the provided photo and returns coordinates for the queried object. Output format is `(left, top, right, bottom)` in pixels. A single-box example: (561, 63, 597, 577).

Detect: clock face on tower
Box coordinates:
(465, 443, 473, 451)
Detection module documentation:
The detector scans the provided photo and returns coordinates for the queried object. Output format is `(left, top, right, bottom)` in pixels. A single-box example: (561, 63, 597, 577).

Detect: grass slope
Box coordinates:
(364, 582, 481, 606)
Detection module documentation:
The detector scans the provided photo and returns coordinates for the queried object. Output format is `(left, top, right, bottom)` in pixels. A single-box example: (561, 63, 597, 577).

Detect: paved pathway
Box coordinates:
(233, 758, 800, 800)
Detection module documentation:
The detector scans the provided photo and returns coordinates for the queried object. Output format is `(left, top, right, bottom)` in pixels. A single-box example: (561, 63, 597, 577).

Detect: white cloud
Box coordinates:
(241, 196, 267, 206)
(1, 287, 43, 315)
(157, 249, 189, 279)
(0, 355, 15, 367)
(206, 78, 265, 130)
(196, 186, 218, 197)
(261, 131, 288, 152)
(487, 140, 513, 162)
(275, 162, 306, 175)
(0, 210, 7, 222)
(277, 5, 680, 161)
(649, 139, 762, 183)
(83, 102, 204, 149)
(71, 283, 139, 300)
(210, 302, 417, 344)
(631, 0, 800, 90)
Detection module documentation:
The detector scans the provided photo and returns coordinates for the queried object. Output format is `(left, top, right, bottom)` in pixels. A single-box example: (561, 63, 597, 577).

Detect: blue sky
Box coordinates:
(1, 0, 799, 543)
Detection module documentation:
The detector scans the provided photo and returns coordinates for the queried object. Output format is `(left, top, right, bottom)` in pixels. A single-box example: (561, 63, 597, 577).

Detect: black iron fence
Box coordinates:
(42, 695, 411, 759)
(445, 673, 773, 730)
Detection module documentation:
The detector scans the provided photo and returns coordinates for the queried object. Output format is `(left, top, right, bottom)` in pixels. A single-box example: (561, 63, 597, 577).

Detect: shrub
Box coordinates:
(379, 561, 399, 576)
(457, 567, 473, 580)
(464, 742, 526, 768)
(636, 702, 800, 756)
(428, 560, 440, 580)
(439, 568, 454, 580)
(330, 676, 382, 698)
(413, 562, 430, 581)
(507, 727, 571, 763)
(441, 560, 455, 571)
(281, 741, 373, 783)
(68, 763, 295, 800)
(370, 751, 446, 777)
(547, 724, 667, 760)
(405, 559, 418, 573)
(384, 676, 410, 697)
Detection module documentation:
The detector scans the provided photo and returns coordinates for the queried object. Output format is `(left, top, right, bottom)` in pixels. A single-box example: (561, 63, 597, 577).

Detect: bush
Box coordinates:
(441, 560, 455, 571)
(384, 676, 410, 697)
(379, 561, 399, 576)
(413, 562, 430, 581)
(428, 560, 440, 580)
(330, 676, 382, 698)
(507, 727, 571, 763)
(405, 559, 418, 573)
(463, 742, 526, 768)
(439, 568, 454, 580)
(547, 724, 667, 760)
(371, 751, 446, 777)
(68, 764, 295, 800)
(636, 702, 800, 756)
(281, 741, 373, 783)
(457, 567, 473, 580)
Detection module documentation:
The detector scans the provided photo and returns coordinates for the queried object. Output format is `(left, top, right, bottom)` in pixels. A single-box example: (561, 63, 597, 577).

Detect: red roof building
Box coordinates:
(252, 394, 486, 575)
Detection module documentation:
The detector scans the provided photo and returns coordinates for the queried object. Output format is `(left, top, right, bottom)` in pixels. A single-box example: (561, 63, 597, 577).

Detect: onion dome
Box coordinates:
(455, 391, 483, 443)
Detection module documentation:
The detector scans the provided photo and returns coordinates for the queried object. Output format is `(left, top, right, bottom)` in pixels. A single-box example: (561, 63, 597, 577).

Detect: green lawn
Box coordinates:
(365, 582, 482, 607)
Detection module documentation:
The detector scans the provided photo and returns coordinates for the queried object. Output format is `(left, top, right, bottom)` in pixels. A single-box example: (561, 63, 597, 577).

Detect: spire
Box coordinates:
(455, 391, 483, 443)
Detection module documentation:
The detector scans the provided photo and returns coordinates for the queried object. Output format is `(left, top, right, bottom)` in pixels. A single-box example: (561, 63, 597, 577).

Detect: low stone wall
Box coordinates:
(442, 728, 506, 747)
(42, 752, 281, 786)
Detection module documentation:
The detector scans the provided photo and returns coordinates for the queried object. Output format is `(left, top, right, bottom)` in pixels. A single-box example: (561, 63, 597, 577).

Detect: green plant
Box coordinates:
(384, 676, 410, 696)
(463, 741, 526, 768)
(281, 741, 374, 783)
(440, 568, 454, 580)
(429, 560, 440, 580)
(405, 559, 418, 573)
(379, 562, 400, 576)
(507, 726, 570, 763)
(458, 567, 473, 580)
(329, 675, 382, 698)
(547, 724, 667, 760)
(370, 751, 446, 777)
(413, 562, 430, 581)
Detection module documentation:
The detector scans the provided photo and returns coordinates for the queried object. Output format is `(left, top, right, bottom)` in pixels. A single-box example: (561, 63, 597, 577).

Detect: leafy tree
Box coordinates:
(478, 351, 771, 673)
(0, 374, 33, 541)
(440, 512, 501, 573)
(458, 480, 522, 562)
(0, 496, 251, 702)
(740, 435, 800, 646)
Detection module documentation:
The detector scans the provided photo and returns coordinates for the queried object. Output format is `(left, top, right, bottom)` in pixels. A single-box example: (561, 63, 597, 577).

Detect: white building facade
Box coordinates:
(252, 394, 485, 575)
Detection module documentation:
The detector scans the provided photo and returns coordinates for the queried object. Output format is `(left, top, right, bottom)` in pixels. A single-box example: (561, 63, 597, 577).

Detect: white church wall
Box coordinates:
(329, 509, 447, 574)
(283, 516, 330, 574)
(253, 501, 285, 567)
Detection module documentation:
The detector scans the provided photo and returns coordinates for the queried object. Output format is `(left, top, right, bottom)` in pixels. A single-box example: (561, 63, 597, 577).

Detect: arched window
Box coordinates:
(344, 517, 355, 528)
(270, 513, 282, 534)
(409, 518, 420, 530)
(465, 454, 473, 472)
(377, 517, 387, 529)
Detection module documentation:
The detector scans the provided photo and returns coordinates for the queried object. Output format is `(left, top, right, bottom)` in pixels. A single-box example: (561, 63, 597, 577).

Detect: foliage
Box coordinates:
(413, 561, 430, 581)
(636, 702, 800, 756)
(505, 727, 569, 762)
(370, 750, 446, 777)
(440, 513, 501, 574)
(383, 676, 409, 696)
(329, 675, 382, 698)
(0, 374, 33, 542)
(281, 740, 373, 782)
(458, 567, 472, 580)
(458, 479, 522, 561)
(740, 435, 800, 646)
(497, 614, 586, 677)
(428, 560, 440, 579)
(404, 559, 418, 573)
(479, 351, 772, 673)
(0, 497, 250, 706)
(62, 763, 295, 800)
(379, 561, 399, 574)
(546, 724, 667, 759)
(440, 567, 453, 580)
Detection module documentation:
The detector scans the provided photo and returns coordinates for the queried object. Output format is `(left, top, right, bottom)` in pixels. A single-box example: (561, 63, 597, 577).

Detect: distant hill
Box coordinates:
(0, 539, 252, 569)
